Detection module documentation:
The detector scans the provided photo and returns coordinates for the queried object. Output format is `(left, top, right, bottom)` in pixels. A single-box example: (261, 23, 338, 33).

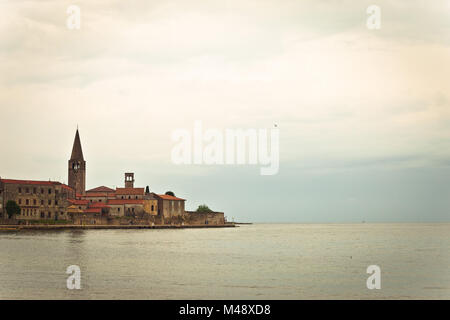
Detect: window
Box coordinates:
(33, 199, 36, 205)
(18, 187, 22, 193)
(55, 200, 58, 205)
(48, 200, 51, 205)
(47, 212, 51, 218)
(18, 199, 22, 205)
(135, 196, 138, 199)
(48, 188, 51, 194)
(41, 212, 44, 218)
(41, 200, 44, 205)
(151, 205, 154, 211)
(118, 208, 121, 212)
(33, 188, 36, 194)
(41, 189, 44, 194)
(128, 196, 131, 199)
(26, 199, 29, 205)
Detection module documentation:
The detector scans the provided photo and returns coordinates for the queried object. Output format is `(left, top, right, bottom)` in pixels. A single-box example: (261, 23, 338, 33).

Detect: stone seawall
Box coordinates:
(185, 211, 225, 225)
(0, 224, 236, 231)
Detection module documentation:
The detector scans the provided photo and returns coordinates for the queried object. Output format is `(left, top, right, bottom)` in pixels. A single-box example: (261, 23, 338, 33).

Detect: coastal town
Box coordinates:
(0, 130, 230, 229)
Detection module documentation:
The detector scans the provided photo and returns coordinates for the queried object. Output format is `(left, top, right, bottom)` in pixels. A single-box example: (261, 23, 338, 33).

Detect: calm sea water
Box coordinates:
(0, 223, 448, 299)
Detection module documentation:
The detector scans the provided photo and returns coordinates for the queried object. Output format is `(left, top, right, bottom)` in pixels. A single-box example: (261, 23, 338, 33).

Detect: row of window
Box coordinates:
(18, 199, 59, 206)
(18, 187, 55, 195)
(21, 208, 65, 218)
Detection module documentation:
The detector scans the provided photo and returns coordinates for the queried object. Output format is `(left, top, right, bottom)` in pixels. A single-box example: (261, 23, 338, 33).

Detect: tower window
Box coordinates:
(48, 189, 51, 194)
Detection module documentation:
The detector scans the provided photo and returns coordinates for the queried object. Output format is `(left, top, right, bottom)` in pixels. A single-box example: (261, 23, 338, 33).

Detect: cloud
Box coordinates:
(0, 0, 449, 221)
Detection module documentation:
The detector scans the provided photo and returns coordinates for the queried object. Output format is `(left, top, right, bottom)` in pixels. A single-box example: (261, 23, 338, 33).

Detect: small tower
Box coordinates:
(68, 129, 86, 195)
(125, 173, 134, 188)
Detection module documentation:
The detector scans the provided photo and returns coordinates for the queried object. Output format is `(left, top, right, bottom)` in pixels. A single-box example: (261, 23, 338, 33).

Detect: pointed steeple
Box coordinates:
(70, 129, 84, 160)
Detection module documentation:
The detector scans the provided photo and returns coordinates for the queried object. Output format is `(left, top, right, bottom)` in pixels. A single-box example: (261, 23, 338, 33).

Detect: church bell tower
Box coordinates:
(68, 129, 86, 195)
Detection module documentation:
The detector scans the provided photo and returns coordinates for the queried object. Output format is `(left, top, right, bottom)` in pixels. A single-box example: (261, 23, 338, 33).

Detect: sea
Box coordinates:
(0, 223, 448, 299)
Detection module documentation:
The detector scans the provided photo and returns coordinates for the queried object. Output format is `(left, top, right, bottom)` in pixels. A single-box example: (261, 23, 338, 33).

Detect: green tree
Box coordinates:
(196, 204, 213, 213)
(5, 200, 21, 218)
(165, 191, 175, 196)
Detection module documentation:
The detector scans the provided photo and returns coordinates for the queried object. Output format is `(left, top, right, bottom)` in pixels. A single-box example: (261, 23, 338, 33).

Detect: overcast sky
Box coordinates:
(1, 0, 449, 222)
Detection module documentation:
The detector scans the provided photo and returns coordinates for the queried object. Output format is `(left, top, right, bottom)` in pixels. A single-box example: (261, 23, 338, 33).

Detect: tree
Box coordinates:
(196, 204, 213, 213)
(5, 200, 21, 219)
(165, 191, 175, 196)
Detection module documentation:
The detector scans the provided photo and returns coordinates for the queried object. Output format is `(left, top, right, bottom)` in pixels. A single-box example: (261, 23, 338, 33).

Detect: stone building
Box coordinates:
(0, 179, 75, 220)
(153, 193, 186, 220)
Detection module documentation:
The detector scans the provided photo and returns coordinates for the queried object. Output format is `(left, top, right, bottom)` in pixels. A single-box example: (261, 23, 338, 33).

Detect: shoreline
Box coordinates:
(0, 224, 237, 231)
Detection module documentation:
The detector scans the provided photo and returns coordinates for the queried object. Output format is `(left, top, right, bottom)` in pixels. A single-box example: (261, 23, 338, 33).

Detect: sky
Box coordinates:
(0, 0, 449, 222)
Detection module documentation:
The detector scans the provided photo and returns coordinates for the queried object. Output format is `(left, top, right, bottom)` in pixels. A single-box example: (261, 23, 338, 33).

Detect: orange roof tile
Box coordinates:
(108, 199, 144, 205)
(84, 208, 101, 214)
(86, 186, 115, 193)
(68, 199, 89, 205)
(61, 184, 74, 192)
(0, 179, 59, 186)
(115, 188, 144, 195)
(83, 192, 109, 197)
(89, 202, 110, 208)
(156, 194, 185, 201)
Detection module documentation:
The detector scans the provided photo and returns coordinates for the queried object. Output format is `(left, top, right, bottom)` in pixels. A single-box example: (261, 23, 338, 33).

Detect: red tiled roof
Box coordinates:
(108, 199, 144, 205)
(68, 199, 89, 205)
(61, 184, 74, 192)
(156, 194, 185, 201)
(84, 208, 101, 214)
(83, 192, 109, 197)
(89, 202, 110, 208)
(86, 186, 115, 193)
(115, 188, 145, 195)
(0, 179, 58, 186)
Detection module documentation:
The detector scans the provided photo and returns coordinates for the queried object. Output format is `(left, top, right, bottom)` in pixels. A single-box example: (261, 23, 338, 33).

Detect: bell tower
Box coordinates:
(125, 173, 134, 188)
(68, 129, 86, 195)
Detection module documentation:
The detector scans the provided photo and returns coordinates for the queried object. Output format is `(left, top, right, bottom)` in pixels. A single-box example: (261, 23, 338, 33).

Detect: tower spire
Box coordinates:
(70, 129, 84, 160)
